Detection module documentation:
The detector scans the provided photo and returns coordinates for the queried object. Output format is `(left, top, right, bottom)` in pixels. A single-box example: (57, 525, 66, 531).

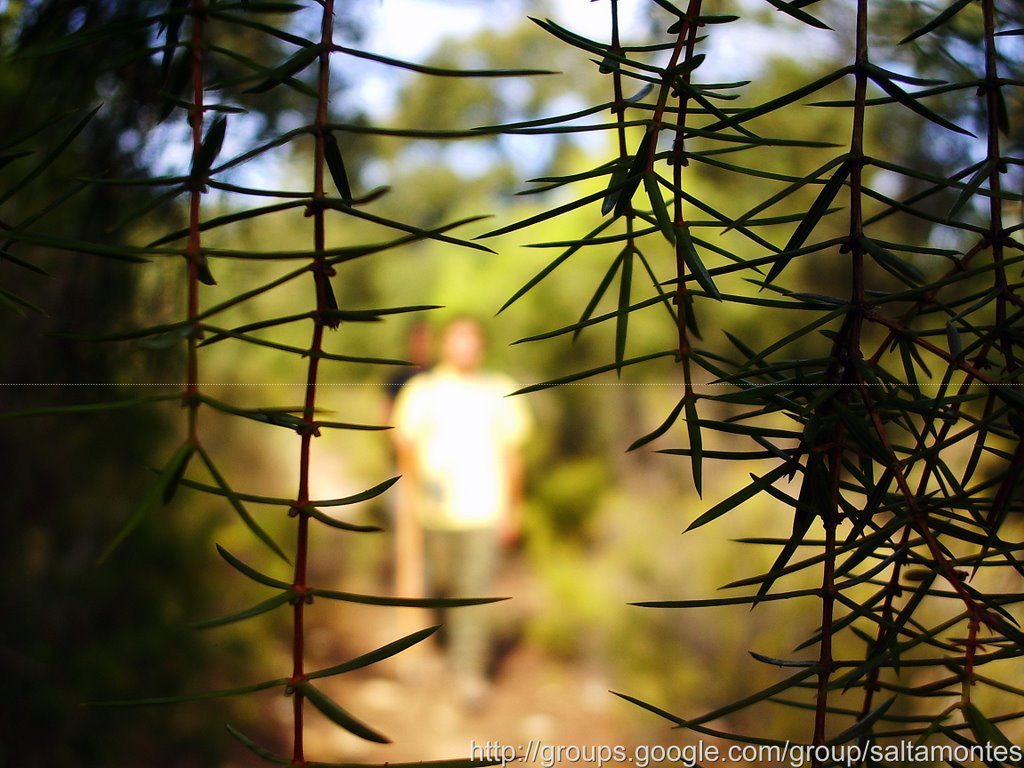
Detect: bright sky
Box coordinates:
(148, 0, 833, 187)
(362, 0, 648, 58)
(351, 0, 834, 116)
(350, 0, 650, 117)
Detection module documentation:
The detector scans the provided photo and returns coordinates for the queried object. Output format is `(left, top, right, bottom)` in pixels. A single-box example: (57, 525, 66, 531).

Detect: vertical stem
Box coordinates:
(981, 0, 1012, 370)
(812, 439, 841, 752)
(814, 1, 869, 757)
(610, 0, 628, 164)
(669, 1, 701, 374)
(185, 0, 205, 443)
(609, 0, 636, 358)
(292, 2, 335, 765)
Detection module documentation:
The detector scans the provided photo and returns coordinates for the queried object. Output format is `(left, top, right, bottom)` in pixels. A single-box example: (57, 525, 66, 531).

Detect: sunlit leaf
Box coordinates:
(296, 681, 390, 743)
(307, 626, 439, 680)
(195, 445, 289, 563)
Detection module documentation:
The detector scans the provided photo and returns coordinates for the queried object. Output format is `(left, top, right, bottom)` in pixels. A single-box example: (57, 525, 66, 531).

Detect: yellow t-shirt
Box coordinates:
(393, 367, 531, 530)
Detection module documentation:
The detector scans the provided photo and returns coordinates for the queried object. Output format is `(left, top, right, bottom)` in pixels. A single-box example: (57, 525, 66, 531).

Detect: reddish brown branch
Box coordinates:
(185, 0, 206, 443)
(291, 2, 336, 765)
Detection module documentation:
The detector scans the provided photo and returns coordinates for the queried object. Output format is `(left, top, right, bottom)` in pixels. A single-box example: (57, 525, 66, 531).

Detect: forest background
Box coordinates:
(1, 0, 1023, 766)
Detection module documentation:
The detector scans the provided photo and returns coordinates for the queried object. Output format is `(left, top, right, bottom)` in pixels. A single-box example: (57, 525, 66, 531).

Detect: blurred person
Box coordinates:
(384, 320, 434, 417)
(392, 316, 531, 709)
(386, 321, 435, 636)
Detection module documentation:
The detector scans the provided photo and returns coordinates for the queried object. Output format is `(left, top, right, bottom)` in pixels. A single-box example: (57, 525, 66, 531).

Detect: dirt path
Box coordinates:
(292, 558, 662, 766)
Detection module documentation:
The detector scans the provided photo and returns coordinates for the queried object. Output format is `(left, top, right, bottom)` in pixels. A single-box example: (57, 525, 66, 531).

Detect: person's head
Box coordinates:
(440, 316, 486, 373)
(405, 320, 433, 367)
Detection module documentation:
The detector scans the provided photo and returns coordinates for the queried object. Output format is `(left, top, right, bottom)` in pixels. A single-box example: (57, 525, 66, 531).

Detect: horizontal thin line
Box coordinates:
(0, 382, 1020, 389)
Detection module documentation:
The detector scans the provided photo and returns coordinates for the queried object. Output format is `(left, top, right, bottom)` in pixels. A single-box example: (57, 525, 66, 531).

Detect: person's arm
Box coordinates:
(393, 438, 424, 598)
(500, 446, 525, 548)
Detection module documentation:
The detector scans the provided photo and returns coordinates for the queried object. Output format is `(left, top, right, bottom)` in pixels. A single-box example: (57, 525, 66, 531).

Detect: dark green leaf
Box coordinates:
(187, 592, 292, 630)
(867, 65, 974, 136)
(308, 626, 439, 680)
(0, 393, 180, 420)
(196, 445, 289, 563)
(996, 88, 1010, 136)
(309, 588, 505, 608)
(963, 703, 1015, 749)
(324, 133, 353, 203)
(709, 66, 853, 133)
(644, 172, 674, 244)
(686, 464, 792, 531)
(191, 116, 228, 181)
(615, 247, 632, 370)
(88, 677, 286, 707)
(826, 697, 896, 744)
(764, 160, 849, 287)
(946, 320, 963, 359)
(162, 443, 196, 504)
(513, 351, 677, 395)
(899, 0, 974, 44)
(321, 274, 341, 329)
(629, 396, 687, 452)
(333, 43, 555, 77)
(678, 224, 721, 300)
(754, 452, 826, 602)
(946, 160, 993, 222)
(635, 587, 821, 609)
(572, 250, 622, 343)
(215, 545, 291, 590)
(610, 691, 686, 728)
(301, 505, 382, 533)
(195, 253, 217, 286)
(14, 15, 155, 58)
(601, 160, 630, 216)
(748, 651, 816, 668)
(0, 287, 46, 317)
(613, 127, 654, 218)
(225, 724, 289, 766)
(98, 442, 195, 563)
(297, 682, 390, 743)
(159, 0, 189, 83)
(135, 322, 195, 350)
(765, 0, 831, 29)
(684, 397, 703, 496)
(0, 248, 49, 276)
(860, 235, 925, 283)
(243, 45, 321, 94)
(0, 106, 101, 207)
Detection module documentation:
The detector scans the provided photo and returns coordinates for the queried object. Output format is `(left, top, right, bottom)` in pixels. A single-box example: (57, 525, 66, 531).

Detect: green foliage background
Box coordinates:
(2, 0, 1023, 766)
